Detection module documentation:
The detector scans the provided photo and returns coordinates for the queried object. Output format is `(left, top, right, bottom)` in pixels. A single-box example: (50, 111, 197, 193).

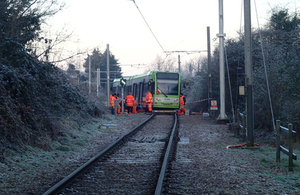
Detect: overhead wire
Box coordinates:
(235, 0, 244, 113)
(132, 0, 166, 53)
(254, 0, 275, 131)
(224, 45, 235, 123)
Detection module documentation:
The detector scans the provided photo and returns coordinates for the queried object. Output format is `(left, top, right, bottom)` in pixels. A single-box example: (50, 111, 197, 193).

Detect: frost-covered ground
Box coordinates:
(1, 113, 299, 194)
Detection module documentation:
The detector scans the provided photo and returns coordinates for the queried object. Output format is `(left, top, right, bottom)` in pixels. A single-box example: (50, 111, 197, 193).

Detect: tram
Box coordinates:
(112, 71, 181, 111)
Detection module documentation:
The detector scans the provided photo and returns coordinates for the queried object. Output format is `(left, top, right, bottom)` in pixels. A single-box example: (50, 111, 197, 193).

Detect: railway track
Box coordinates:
(42, 113, 178, 195)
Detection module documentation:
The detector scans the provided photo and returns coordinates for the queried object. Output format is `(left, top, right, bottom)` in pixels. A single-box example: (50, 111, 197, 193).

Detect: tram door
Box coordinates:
(148, 80, 154, 94)
(138, 82, 143, 108)
(133, 83, 137, 100)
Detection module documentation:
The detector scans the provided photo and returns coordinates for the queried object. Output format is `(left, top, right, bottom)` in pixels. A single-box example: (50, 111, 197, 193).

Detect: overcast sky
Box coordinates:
(50, 0, 299, 76)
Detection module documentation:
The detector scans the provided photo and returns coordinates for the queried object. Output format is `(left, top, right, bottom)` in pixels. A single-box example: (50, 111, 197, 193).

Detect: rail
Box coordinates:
(276, 120, 297, 171)
(42, 113, 155, 195)
(155, 113, 178, 195)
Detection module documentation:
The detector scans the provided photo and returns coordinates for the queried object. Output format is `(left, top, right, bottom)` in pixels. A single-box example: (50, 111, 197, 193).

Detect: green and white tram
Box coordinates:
(112, 71, 181, 111)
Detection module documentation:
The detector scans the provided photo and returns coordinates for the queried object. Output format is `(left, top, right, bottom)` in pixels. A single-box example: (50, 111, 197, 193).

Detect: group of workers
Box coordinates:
(109, 90, 153, 115)
(109, 93, 121, 115)
(110, 91, 186, 115)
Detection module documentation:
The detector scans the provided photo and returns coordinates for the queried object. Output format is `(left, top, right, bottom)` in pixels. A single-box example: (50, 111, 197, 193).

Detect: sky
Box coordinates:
(49, 0, 299, 76)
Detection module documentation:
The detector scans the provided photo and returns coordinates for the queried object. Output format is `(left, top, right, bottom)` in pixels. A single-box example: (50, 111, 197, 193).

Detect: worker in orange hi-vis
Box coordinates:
(145, 90, 153, 112)
(180, 93, 186, 115)
(132, 99, 137, 114)
(116, 94, 121, 114)
(125, 92, 135, 114)
(110, 93, 116, 115)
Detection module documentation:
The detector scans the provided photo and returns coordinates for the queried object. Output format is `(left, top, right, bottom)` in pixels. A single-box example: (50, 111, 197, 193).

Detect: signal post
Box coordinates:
(120, 77, 126, 113)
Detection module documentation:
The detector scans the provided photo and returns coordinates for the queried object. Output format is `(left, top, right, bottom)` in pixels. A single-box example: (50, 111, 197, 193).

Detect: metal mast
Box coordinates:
(218, 0, 227, 121)
(244, 0, 254, 147)
(106, 44, 110, 109)
(207, 26, 212, 116)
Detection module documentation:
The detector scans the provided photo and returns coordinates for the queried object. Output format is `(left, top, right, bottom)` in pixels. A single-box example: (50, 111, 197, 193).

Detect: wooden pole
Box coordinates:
(106, 44, 110, 109)
(276, 120, 280, 163)
(288, 123, 294, 171)
(244, 0, 254, 147)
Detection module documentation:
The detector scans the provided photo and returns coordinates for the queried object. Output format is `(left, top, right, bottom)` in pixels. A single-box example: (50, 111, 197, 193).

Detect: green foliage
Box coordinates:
(56, 145, 71, 151)
(184, 7, 300, 132)
(0, 0, 101, 161)
(268, 8, 300, 32)
(82, 48, 122, 88)
(201, 8, 300, 131)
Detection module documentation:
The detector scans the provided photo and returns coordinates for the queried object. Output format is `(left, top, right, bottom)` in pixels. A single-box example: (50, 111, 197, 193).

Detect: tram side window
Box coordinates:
(135, 84, 140, 103)
(133, 83, 137, 99)
(149, 81, 154, 94)
(143, 82, 148, 97)
(139, 82, 143, 102)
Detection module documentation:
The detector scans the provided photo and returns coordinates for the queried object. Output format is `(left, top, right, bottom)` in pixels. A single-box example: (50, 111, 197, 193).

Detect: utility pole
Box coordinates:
(106, 44, 110, 109)
(97, 68, 100, 97)
(207, 26, 212, 116)
(244, 0, 254, 147)
(217, 0, 228, 122)
(178, 55, 181, 73)
(89, 55, 91, 94)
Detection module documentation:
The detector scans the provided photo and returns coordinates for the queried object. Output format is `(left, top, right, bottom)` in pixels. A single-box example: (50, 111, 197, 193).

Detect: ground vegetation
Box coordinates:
(184, 7, 300, 135)
(0, 0, 102, 161)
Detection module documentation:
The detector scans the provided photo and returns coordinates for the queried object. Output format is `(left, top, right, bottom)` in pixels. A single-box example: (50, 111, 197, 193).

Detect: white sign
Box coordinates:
(211, 100, 218, 110)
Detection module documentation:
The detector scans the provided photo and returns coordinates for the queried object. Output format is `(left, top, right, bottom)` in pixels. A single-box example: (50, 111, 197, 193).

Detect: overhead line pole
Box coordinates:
(178, 55, 181, 73)
(244, 0, 254, 147)
(89, 55, 91, 94)
(217, 0, 228, 122)
(207, 26, 212, 116)
(106, 44, 110, 109)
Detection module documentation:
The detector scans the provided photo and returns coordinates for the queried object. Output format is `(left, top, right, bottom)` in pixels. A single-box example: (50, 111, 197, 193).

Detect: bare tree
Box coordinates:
(1, 0, 65, 43)
(26, 23, 88, 66)
(181, 56, 202, 78)
(146, 55, 177, 72)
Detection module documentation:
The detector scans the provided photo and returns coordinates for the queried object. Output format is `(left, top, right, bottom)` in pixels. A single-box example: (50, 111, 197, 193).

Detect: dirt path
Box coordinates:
(172, 115, 299, 195)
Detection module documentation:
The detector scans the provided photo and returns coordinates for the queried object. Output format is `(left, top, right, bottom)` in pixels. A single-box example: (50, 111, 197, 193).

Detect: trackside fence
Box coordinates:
(276, 120, 297, 171)
(236, 111, 297, 171)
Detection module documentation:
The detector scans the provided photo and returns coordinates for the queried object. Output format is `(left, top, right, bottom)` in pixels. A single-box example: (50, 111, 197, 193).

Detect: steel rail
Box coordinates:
(42, 113, 155, 195)
(155, 113, 178, 195)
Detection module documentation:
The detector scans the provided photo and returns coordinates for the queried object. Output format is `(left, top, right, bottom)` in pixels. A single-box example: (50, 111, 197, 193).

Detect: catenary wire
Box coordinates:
(224, 45, 235, 123)
(132, 0, 166, 53)
(254, 0, 275, 131)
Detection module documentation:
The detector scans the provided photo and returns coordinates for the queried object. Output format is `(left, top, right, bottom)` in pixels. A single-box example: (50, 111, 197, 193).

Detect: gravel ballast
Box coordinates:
(1, 113, 299, 194)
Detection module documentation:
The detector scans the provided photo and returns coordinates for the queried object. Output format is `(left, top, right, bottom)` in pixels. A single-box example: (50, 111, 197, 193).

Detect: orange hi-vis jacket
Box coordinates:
(146, 92, 153, 103)
(133, 100, 137, 113)
(126, 95, 135, 107)
(180, 95, 186, 114)
(110, 95, 116, 107)
(180, 96, 185, 107)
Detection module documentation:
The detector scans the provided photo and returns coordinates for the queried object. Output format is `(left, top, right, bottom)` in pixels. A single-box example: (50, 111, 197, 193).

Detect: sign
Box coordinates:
(211, 100, 218, 110)
(239, 86, 245, 95)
